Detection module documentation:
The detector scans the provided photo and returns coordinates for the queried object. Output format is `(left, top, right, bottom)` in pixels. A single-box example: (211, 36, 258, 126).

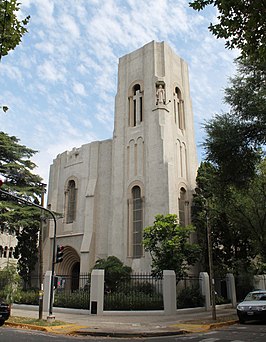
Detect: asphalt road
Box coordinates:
(1, 322, 266, 341)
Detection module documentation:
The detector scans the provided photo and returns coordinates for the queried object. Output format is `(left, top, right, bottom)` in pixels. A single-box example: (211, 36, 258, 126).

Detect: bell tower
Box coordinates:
(108, 41, 198, 271)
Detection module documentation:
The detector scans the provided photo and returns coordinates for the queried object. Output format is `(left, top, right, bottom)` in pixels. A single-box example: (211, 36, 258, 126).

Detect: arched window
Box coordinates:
(3, 246, 8, 258)
(174, 87, 185, 130)
(178, 187, 187, 227)
(128, 83, 143, 127)
(132, 186, 143, 258)
(66, 180, 77, 223)
(0, 246, 3, 258)
(9, 247, 13, 259)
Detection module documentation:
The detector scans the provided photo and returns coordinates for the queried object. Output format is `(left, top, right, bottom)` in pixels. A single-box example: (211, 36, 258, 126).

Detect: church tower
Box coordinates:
(108, 41, 198, 271)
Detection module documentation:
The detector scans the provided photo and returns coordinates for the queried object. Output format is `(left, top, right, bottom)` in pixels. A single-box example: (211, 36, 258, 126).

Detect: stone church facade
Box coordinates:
(43, 41, 198, 278)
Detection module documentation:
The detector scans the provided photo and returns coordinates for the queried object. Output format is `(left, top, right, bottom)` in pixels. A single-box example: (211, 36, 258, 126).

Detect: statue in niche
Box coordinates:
(156, 84, 165, 105)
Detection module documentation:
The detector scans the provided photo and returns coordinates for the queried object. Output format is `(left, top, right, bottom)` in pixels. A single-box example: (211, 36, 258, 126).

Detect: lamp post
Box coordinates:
(0, 188, 57, 319)
(38, 183, 46, 320)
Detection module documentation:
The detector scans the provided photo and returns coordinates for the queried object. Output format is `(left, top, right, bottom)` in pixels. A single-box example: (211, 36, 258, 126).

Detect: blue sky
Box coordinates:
(0, 0, 238, 184)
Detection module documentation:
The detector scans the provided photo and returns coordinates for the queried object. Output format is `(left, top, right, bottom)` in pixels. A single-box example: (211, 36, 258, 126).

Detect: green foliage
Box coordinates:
(189, 0, 266, 63)
(104, 292, 163, 311)
(0, 0, 30, 60)
(176, 286, 204, 309)
(15, 289, 39, 305)
(143, 214, 201, 281)
(93, 256, 132, 292)
(204, 114, 262, 187)
(54, 290, 90, 309)
(0, 132, 43, 198)
(203, 56, 265, 188)
(193, 160, 266, 276)
(0, 132, 44, 287)
(0, 264, 22, 303)
(190, 2, 265, 189)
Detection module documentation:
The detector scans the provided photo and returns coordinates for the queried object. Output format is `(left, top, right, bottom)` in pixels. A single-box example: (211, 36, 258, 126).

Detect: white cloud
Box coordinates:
(73, 82, 86, 96)
(35, 41, 55, 54)
(37, 60, 65, 82)
(59, 14, 80, 40)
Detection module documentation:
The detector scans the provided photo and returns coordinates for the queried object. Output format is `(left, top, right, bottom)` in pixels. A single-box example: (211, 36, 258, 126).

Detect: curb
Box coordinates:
(5, 322, 87, 335)
(71, 320, 239, 337)
(5, 319, 239, 338)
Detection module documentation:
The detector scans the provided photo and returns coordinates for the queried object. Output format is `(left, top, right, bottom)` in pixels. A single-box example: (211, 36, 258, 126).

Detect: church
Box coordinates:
(43, 41, 198, 278)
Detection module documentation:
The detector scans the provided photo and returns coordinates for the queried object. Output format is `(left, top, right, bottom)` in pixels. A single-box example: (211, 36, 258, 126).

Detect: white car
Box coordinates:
(237, 290, 266, 323)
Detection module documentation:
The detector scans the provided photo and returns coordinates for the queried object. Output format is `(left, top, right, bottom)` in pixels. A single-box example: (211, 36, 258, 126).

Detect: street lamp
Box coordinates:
(38, 183, 46, 320)
(0, 186, 57, 319)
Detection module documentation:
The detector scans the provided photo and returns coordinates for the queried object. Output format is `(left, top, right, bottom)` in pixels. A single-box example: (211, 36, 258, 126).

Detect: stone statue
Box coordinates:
(156, 85, 165, 104)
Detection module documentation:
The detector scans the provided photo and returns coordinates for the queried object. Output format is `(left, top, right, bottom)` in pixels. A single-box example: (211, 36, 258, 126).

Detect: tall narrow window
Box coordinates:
(128, 83, 143, 126)
(133, 99, 137, 126)
(66, 180, 77, 223)
(174, 87, 185, 130)
(132, 186, 143, 258)
(178, 187, 186, 227)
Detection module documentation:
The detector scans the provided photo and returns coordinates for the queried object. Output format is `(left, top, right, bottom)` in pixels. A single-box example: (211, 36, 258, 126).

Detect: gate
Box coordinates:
(54, 273, 91, 309)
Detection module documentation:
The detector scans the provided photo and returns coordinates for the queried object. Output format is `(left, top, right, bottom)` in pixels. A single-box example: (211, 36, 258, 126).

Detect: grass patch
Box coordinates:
(8, 316, 68, 326)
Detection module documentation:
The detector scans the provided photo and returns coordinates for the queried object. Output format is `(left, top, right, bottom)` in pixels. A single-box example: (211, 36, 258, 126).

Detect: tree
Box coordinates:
(227, 160, 266, 265)
(189, 0, 266, 63)
(189, 1, 266, 187)
(192, 160, 265, 276)
(0, 0, 30, 61)
(203, 112, 262, 187)
(143, 214, 201, 281)
(0, 264, 21, 303)
(0, 0, 30, 112)
(93, 256, 132, 292)
(0, 131, 43, 287)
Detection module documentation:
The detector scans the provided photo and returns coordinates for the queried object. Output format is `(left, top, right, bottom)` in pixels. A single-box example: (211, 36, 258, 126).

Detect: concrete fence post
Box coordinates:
(199, 272, 210, 310)
(90, 269, 104, 315)
(254, 275, 266, 290)
(163, 270, 176, 315)
(43, 270, 52, 316)
(226, 273, 237, 307)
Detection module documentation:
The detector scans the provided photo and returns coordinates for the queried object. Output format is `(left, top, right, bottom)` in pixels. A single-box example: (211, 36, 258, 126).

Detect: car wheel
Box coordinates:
(0, 320, 5, 327)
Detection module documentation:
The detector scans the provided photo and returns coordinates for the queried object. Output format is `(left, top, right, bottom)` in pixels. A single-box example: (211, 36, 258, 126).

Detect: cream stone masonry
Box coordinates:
(43, 41, 198, 281)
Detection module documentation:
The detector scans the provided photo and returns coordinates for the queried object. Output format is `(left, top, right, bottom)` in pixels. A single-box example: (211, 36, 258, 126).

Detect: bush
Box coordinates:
(177, 286, 204, 309)
(15, 290, 39, 305)
(104, 276, 163, 310)
(93, 256, 132, 292)
(54, 290, 90, 309)
(104, 292, 163, 310)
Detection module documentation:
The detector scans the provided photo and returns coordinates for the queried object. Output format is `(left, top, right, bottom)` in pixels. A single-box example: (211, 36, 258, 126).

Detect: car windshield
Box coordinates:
(244, 292, 266, 301)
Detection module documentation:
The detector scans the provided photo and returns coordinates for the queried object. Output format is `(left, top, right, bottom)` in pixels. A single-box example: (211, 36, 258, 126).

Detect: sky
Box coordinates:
(0, 0, 239, 185)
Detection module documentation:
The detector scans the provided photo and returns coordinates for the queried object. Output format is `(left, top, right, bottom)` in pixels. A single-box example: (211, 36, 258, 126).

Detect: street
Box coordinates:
(1, 322, 266, 341)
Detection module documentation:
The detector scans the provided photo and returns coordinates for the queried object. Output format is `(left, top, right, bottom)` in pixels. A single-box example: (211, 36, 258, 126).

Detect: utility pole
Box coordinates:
(38, 183, 46, 320)
(206, 210, 216, 320)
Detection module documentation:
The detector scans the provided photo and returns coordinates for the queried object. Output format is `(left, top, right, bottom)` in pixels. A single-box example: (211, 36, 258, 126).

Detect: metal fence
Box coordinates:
(104, 273, 164, 311)
(176, 275, 204, 308)
(214, 277, 229, 302)
(54, 273, 91, 309)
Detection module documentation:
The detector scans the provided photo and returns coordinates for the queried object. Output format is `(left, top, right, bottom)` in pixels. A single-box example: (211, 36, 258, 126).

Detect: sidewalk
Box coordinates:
(7, 304, 238, 337)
